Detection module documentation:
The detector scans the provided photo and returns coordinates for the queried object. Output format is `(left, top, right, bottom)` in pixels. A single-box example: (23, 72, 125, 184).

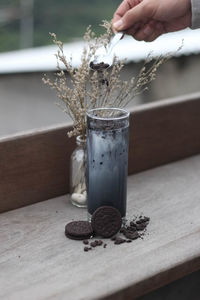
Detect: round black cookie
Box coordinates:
(91, 206, 122, 238)
(65, 221, 93, 240)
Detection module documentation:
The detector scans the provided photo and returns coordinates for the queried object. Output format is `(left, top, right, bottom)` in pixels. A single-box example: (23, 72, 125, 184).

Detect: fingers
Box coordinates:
(112, 0, 164, 42)
(146, 22, 165, 41)
(112, 1, 128, 32)
(136, 21, 164, 42)
(126, 21, 164, 42)
(134, 21, 155, 41)
(144, 28, 163, 42)
(113, 1, 155, 32)
(112, 0, 142, 33)
(126, 21, 145, 36)
(113, 0, 142, 21)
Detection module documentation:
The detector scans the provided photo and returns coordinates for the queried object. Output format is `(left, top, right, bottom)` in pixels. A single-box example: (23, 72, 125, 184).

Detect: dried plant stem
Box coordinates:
(43, 21, 174, 138)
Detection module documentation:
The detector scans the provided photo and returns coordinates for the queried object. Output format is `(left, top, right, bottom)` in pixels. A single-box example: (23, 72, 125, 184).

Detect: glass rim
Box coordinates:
(86, 107, 130, 121)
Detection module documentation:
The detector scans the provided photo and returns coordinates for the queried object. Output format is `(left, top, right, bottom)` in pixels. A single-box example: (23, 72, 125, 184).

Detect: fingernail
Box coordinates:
(143, 25, 153, 36)
(113, 19, 123, 31)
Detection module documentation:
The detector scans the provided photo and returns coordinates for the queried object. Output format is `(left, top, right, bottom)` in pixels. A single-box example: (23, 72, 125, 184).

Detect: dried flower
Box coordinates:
(43, 21, 172, 138)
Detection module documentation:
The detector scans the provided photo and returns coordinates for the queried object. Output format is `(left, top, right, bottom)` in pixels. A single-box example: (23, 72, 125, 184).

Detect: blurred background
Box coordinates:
(0, 0, 200, 137)
(0, 0, 122, 52)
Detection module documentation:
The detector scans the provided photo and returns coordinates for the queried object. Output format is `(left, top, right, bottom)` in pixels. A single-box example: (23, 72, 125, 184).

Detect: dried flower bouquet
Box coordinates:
(43, 21, 170, 138)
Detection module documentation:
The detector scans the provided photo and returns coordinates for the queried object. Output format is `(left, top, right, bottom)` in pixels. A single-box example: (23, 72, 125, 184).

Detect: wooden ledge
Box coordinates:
(1, 92, 200, 213)
(1, 155, 200, 300)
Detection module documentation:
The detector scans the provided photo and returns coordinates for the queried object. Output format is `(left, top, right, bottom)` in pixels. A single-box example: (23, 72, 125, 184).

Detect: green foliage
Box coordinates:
(0, 0, 121, 52)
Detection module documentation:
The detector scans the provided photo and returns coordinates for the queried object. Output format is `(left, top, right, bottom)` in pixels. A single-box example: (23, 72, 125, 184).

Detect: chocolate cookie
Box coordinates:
(65, 221, 93, 240)
(90, 61, 110, 70)
(91, 206, 122, 238)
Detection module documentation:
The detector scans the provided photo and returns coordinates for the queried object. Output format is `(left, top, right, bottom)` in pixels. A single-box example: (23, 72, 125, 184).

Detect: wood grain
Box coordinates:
(0, 155, 200, 300)
(129, 92, 200, 174)
(1, 92, 200, 213)
(0, 124, 74, 212)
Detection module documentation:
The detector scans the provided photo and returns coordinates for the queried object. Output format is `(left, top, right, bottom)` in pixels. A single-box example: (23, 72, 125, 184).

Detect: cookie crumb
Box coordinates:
(96, 240, 103, 246)
(90, 241, 98, 247)
(114, 237, 126, 245)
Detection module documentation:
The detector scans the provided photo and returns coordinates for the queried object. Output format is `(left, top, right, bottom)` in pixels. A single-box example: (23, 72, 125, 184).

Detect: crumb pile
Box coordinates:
(64, 206, 150, 252)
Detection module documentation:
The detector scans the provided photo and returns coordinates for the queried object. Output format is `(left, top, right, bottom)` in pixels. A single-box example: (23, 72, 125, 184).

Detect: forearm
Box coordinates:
(191, 0, 200, 28)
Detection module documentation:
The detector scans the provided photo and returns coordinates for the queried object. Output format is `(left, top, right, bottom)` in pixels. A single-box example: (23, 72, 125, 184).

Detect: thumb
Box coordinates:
(113, 2, 150, 31)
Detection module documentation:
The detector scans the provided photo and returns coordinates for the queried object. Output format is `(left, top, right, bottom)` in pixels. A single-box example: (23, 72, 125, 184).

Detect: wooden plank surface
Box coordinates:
(0, 154, 200, 300)
(129, 92, 200, 174)
(1, 92, 200, 213)
(0, 124, 74, 213)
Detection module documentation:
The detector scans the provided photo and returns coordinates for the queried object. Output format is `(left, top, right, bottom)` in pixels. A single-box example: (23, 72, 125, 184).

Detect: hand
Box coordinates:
(112, 0, 191, 42)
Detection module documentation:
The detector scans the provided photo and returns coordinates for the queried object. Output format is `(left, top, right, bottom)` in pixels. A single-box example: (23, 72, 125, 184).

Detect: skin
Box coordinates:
(112, 0, 192, 42)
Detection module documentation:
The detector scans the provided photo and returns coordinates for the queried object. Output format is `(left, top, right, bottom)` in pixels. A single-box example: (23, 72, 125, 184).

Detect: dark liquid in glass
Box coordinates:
(87, 126, 129, 217)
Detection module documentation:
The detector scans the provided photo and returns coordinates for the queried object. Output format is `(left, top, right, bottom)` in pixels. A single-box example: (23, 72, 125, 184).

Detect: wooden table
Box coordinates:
(1, 154, 200, 300)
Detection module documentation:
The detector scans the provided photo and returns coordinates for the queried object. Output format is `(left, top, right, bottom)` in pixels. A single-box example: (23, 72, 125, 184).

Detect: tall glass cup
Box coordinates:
(86, 108, 130, 221)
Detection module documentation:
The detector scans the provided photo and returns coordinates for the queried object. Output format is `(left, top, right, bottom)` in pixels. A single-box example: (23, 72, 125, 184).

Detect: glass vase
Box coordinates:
(86, 108, 130, 220)
(70, 135, 87, 208)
